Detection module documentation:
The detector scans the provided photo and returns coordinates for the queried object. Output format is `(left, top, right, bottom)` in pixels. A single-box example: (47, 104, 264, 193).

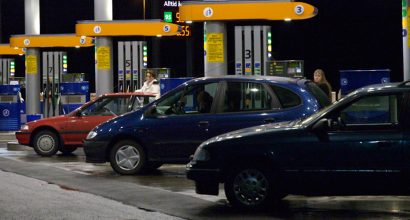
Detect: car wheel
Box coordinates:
(33, 130, 60, 157)
(59, 146, 78, 155)
(109, 140, 147, 175)
(225, 166, 279, 209)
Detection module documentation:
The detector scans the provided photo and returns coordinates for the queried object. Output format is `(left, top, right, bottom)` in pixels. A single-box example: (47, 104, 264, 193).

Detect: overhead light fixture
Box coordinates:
(284, 18, 292, 22)
(186, 21, 193, 24)
(75, 46, 80, 48)
(156, 35, 162, 37)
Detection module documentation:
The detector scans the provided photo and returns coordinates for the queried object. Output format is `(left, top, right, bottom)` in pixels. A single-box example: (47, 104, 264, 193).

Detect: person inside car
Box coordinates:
(197, 91, 213, 113)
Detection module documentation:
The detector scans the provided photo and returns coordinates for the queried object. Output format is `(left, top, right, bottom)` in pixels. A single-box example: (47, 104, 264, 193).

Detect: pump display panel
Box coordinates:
(0, 95, 16, 103)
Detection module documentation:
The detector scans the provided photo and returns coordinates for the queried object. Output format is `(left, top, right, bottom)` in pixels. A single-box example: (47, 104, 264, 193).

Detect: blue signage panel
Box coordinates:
(160, 77, 193, 95)
(340, 69, 390, 95)
(0, 85, 21, 131)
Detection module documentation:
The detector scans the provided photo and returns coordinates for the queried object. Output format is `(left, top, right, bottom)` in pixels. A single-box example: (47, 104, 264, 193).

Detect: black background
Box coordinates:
(0, 0, 403, 92)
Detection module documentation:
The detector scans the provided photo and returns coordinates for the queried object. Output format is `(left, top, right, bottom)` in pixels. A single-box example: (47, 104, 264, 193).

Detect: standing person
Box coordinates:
(137, 70, 160, 100)
(313, 69, 332, 99)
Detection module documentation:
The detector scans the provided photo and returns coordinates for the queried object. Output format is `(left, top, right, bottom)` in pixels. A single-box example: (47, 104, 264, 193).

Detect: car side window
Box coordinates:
(223, 82, 273, 113)
(270, 85, 302, 109)
(155, 83, 218, 115)
(81, 97, 132, 116)
(130, 96, 151, 111)
(339, 95, 399, 125)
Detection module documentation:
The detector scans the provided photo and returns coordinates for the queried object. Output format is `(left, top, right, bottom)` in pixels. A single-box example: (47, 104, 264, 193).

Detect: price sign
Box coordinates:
(162, 1, 192, 37)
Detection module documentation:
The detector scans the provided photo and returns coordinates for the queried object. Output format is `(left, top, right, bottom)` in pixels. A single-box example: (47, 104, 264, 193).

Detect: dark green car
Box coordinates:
(187, 81, 410, 209)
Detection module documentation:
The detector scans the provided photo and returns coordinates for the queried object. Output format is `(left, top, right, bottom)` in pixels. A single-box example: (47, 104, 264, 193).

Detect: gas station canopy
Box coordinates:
(0, 44, 25, 55)
(9, 34, 94, 48)
(179, 1, 317, 21)
(76, 20, 181, 37)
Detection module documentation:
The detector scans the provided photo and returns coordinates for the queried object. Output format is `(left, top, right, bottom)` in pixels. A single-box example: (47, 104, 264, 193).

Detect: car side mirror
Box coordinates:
(327, 117, 345, 130)
(75, 110, 83, 117)
(312, 118, 330, 142)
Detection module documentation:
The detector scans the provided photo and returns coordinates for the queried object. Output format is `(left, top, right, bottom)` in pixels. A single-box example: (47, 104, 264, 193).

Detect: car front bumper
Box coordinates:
(186, 162, 221, 196)
(15, 131, 30, 146)
(83, 140, 110, 163)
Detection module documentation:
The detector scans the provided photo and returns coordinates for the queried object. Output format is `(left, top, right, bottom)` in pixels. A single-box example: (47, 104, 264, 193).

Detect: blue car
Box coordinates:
(83, 76, 330, 175)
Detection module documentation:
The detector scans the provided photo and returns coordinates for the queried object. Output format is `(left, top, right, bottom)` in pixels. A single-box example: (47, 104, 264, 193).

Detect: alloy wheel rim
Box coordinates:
(115, 145, 140, 170)
(37, 135, 55, 152)
(233, 169, 269, 206)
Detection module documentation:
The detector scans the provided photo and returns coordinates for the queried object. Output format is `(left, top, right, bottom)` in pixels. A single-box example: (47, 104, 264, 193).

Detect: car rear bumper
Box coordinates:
(83, 140, 110, 163)
(186, 163, 221, 195)
(15, 131, 30, 146)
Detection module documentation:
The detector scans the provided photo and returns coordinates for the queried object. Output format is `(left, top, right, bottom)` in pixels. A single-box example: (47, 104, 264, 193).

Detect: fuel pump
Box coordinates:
(0, 58, 15, 85)
(60, 81, 89, 114)
(234, 26, 272, 76)
(118, 41, 147, 92)
(42, 51, 66, 117)
(60, 73, 89, 114)
(0, 85, 21, 131)
(9, 77, 27, 125)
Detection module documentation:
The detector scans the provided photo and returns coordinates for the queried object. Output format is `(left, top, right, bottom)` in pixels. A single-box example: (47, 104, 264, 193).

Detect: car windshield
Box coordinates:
(81, 96, 143, 116)
(299, 89, 356, 126)
(299, 104, 333, 126)
(299, 95, 350, 126)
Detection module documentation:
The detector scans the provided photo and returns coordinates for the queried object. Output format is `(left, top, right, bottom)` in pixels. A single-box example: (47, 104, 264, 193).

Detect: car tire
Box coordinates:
(224, 166, 281, 209)
(109, 140, 147, 175)
(59, 146, 78, 155)
(33, 130, 60, 157)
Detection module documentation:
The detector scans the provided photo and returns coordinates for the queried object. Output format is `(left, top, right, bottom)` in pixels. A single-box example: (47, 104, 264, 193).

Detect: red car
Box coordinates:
(16, 92, 155, 156)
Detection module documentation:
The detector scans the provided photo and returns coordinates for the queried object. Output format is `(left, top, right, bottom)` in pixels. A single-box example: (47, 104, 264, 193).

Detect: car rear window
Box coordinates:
(270, 85, 301, 108)
(305, 82, 331, 108)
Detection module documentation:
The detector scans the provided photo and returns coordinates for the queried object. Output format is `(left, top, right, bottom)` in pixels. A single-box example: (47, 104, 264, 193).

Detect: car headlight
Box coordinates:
(192, 147, 210, 161)
(20, 124, 29, 131)
(86, 131, 97, 139)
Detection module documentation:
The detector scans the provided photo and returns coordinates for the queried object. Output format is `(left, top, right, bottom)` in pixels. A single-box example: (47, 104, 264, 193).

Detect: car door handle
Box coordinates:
(136, 127, 149, 133)
(264, 118, 276, 123)
(377, 141, 391, 148)
(198, 121, 209, 127)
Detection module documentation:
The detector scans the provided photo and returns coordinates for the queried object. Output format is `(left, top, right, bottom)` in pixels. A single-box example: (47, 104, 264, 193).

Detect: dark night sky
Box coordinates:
(0, 0, 403, 92)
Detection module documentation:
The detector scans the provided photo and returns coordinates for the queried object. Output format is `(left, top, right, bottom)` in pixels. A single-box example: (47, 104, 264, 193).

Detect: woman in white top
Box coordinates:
(138, 70, 160, 100)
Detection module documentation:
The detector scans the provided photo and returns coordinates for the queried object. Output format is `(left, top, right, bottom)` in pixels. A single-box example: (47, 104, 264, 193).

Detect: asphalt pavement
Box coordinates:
(3, 132, 410, 219)
(0, 169, 183, 220)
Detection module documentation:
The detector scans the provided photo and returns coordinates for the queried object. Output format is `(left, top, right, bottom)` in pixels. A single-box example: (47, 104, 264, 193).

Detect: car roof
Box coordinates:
(101, 92, 156, 97)
(348, 81, 410, 97)
(188, 75, 305, 85)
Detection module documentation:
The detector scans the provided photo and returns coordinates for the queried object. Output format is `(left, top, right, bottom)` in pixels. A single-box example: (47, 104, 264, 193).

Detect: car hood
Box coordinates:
(27, 115, 68, 126)
(201, 120, 303, 146)
(91, 110, 143, 136)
